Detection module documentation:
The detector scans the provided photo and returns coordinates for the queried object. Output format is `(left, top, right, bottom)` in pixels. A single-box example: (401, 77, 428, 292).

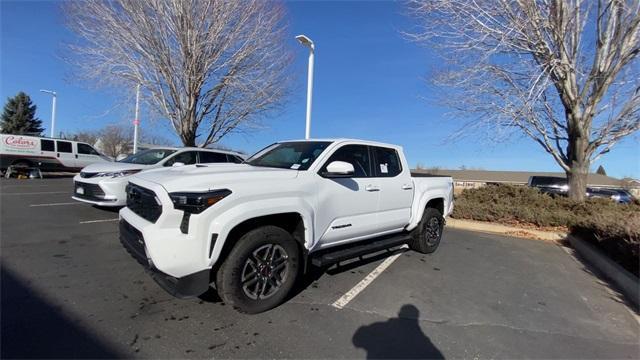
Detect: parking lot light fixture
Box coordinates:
(296, 34, 314, 140)
(39, 89, 57, 138)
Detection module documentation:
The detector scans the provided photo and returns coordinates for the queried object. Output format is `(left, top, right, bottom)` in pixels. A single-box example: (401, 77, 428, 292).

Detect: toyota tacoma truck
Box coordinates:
(119, 139, 453, 313)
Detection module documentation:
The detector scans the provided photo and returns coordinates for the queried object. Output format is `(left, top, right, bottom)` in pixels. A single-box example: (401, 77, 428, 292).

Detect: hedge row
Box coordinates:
(451, 184, 639, 275)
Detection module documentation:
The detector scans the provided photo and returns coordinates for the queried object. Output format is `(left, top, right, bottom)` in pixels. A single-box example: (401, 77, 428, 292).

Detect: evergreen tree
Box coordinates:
(0, 92, 44, 135)
(596, 165, 607, 176)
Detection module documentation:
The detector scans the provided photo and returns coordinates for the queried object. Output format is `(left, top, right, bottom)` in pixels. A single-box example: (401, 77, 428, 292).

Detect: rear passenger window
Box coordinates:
(41, 139, 54, 152)
(199, 151, 228, 163)
(56, 141, 72, 153)
(322, 145, 371, 177)
(372, 147, 402, 177)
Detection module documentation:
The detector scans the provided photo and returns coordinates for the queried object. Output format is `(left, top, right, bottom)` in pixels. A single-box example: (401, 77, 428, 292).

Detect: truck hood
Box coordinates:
(81, 162, 153, 173)
(132, 163, 298, 192)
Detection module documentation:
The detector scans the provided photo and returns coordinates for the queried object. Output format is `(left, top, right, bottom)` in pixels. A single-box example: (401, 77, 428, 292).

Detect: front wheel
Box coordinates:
(216, 225, 300, 314)
(409, 207, 444, 254)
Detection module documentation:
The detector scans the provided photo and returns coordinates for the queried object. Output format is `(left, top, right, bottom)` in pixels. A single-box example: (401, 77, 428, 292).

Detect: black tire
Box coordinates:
(409, 207, 444, 254)
(216, 225, 300, 314)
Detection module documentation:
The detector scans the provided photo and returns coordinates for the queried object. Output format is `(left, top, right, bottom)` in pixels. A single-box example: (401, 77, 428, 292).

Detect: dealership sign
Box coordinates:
(4, 136, 37, 149)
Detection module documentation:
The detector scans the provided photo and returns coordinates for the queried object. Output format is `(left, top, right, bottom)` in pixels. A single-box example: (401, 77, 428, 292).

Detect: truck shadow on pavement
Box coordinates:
(1, 264, 124, 359)
(352, 304, 444, 359)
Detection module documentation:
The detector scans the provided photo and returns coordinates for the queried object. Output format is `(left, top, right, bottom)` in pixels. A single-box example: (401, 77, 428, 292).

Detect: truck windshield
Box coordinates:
(245, 141, 332, 170)
(118, 149, 177, 165)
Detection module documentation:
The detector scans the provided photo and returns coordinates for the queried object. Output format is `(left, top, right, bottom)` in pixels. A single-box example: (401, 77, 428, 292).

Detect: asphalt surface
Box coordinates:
(1, 177, 638, 359)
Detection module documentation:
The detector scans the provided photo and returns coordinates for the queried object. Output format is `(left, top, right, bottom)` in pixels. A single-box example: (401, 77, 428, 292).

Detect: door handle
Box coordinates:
(365, 185, 380, 192)
(402, 184, 413, 190)
(57, 153, 60, 157)
(75, 154, 78, 159)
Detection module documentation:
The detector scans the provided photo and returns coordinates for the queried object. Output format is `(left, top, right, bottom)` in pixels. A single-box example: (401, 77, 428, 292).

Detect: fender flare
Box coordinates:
(206, 197, 315, 266)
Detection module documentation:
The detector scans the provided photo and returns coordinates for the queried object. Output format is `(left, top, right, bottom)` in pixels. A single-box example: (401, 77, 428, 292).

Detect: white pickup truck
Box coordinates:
(119, 139, 453, 313)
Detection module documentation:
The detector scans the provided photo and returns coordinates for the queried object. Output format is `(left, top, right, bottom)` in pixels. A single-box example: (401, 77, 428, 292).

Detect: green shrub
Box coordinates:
(570, 212, 640, 276)
(452, 184, 640, 275)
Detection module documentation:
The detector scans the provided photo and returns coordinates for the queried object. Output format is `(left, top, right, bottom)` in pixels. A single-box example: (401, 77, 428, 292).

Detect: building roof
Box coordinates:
(411, 169, 625, 187)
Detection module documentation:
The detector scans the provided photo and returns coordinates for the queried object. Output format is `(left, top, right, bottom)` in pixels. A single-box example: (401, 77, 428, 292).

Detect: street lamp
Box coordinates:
(133, 84, 141, 154)
(40, 89, 57, 138)
(296, 34, 314, 140)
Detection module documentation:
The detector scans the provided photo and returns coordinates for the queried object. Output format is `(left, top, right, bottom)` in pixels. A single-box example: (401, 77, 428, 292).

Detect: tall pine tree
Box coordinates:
(0, 92, 44, 135)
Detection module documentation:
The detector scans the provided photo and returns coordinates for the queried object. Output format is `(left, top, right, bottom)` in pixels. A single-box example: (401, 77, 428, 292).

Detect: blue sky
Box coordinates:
(1, 0, 638, 178)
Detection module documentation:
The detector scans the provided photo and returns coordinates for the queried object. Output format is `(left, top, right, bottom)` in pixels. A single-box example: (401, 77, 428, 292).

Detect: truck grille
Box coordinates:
(74, 181, 106, 201)
(126, 183, 162, 223)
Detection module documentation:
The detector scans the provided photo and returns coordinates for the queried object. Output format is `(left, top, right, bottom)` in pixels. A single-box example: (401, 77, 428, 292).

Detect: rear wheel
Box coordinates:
(409, 207, 444, 254)
(216, 225, 300, 314)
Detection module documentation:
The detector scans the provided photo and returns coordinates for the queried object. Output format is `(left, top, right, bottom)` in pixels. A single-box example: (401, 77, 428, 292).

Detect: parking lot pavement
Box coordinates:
(2, 178, 639, 359)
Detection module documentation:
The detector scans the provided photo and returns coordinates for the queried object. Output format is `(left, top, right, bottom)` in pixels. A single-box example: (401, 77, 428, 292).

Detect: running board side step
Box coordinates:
(310, 233, 412, 267)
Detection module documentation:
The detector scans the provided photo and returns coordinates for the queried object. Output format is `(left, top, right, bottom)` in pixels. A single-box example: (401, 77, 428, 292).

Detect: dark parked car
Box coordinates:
(528, 176, 569, 196)
(588, 188, 635, 204)
(528, 176, 633, 204)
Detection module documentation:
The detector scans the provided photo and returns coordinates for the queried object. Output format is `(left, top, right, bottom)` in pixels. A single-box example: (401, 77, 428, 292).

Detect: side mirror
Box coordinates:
(172, 162, 185, 167)
(323, 161, 354, 177)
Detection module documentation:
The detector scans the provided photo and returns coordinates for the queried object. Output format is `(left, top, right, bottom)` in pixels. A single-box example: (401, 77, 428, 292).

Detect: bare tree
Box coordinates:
(96, 125, 131, 158)
(65, 0, 290, 148)
(406, 0, 640, 200)
(139, 129, 175, 147)
(72, 130, 100, 146)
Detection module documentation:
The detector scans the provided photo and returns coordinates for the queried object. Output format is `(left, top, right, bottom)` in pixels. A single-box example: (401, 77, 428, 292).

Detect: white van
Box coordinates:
(0, 134, 111, 172)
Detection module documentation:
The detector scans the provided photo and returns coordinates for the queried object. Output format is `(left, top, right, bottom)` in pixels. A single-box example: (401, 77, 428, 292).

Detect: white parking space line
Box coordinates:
(331, 252, 403, 309)
(2, 191, 68, 196)
(29, 202, 81, 207)
(79, 218, 119, 224)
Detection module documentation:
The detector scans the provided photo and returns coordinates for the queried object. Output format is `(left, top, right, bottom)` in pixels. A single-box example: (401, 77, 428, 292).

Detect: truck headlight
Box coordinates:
(169, 189, 232, 214)
(96, 170, 141, 178)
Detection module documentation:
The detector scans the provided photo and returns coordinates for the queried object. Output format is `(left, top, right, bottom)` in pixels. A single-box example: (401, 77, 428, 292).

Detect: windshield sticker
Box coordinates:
(380, 163, 388, 173)
(290, 164, 301, 170)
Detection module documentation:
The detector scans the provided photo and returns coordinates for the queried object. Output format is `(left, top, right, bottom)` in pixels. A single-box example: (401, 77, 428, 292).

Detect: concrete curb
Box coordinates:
(446, 218, 566, 241)
(568, 235, 639, 309)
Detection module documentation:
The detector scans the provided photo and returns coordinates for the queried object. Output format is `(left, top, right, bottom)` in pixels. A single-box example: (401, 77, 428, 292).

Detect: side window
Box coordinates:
(56, 141, 72, 153)
(321, 145, 371, 177)
(164, 151, 197, 166)
(372, 147, 402, 177)
(77, 143, 100, 155)
(199, 151, 228, 163)
(228, 155, 244, 164)
(41, 139, 54, 152)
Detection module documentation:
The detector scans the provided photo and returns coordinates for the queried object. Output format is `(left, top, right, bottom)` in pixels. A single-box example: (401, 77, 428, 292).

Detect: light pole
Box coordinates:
(40, 89, 57, 138)
(296, 34, 314, 140)
(133, 84, 140, 154)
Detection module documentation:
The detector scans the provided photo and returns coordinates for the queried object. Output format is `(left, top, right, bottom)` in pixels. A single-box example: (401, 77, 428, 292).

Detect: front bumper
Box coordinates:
(72, 175, 127, 206)
(119, 219, 211, 298)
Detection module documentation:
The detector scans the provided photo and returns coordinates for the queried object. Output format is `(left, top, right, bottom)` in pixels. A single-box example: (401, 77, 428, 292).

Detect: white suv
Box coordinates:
(73, 147, 244, 207)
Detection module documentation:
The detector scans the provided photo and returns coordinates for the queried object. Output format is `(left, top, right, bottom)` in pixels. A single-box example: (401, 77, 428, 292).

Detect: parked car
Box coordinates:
(528, 176, 632, 204)
(1, 134, 110, 172)
(527, 176, 569, 196)
(119, 139, 454, 313)
(587, 187, 634, 204)
(72, 147, 245, 207)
